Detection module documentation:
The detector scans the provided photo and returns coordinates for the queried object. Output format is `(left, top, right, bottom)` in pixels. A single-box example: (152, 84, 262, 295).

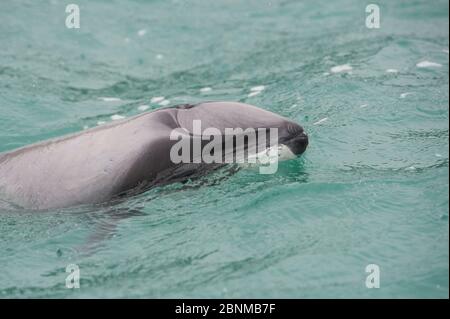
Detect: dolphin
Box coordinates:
(0, 102, 308, 210)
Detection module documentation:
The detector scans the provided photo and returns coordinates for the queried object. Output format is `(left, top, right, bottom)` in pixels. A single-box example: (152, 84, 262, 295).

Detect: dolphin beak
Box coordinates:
(282, 123, 308, 156)
(286, 131, 308, 155)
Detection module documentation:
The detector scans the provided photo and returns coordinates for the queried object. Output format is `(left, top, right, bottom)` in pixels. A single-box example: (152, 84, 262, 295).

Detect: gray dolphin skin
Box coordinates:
(0, 102, 308, 210)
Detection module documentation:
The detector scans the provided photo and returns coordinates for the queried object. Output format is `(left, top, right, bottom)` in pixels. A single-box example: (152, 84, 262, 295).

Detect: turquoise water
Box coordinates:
(0, 0, 448, 298)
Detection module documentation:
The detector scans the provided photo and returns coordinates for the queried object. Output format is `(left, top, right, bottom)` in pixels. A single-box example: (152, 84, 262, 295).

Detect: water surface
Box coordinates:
(0, 0, 448, 298)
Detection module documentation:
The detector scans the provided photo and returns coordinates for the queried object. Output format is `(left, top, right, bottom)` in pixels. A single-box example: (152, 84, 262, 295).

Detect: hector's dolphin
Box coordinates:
(0, 102, 308, 210)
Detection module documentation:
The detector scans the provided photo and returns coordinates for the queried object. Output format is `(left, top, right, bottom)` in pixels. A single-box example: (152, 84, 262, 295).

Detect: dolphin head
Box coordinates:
(277, 121, 309, 156)
(174, 101, 308, 162)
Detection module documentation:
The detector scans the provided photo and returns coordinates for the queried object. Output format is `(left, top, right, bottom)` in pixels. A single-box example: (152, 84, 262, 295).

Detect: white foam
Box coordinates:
(313, 117, 328, 125)
(137, 105, 149, 111)
(155, 54, 164, 60)
(97, 121, 106, 126)
(323, 72, 330, 76)
(83, 125, 89, 130)
(241, 144, 296, 169)
(386, 69, 398, 73)
(405, 166, 416, 171)
(250, 85, 265, 92)
(137, 29, 147, 37)
(360, 104, 368, 108)
(443, 49, 449, 54)
(416, 60, 442, 68)
(435, 153, 442, 157)
(99, 97, 121, 102)
(248, 91, 261, 98)
(151, 96, 165, 103)
(111, 114, 125, 121)
(200, 87, 212, 93)
(330, 64, 352, 73)
(159, 99, 170, 106)
(400, 92, 413, 99)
